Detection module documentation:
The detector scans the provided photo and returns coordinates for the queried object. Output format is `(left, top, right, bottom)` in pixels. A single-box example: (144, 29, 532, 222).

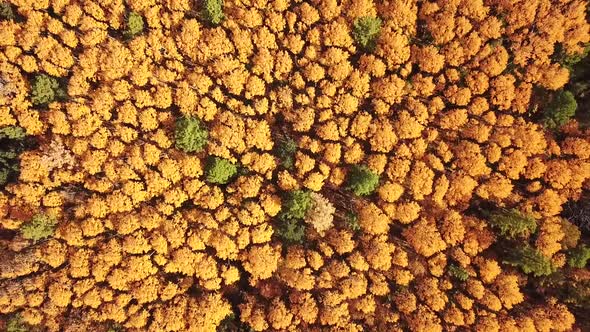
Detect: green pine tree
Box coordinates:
(0, 2, 14, 21)
(125, 11, 144, 38)
(20, 214, 57, 242)
(174, 116, 209, 153)
(568, 244, 590, 268)
(487, 209, 537, 239)
(276, 218, 305, 244)
(274, 136, 297, 169)
(352, 16, 382, 52)
(30, 74, 66, 106)
(543, 90, 577, 129)
(346, 165, 379, 196)
(503, 245, 555, 277)
(202, 0, 224, 25)
(280, 190, 312, 221)
(205, 157, 237, 184)
(448, 264, 469, 281)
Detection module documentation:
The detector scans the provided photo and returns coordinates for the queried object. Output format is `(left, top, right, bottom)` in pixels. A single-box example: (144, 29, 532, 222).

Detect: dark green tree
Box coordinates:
(344, 211, 360, 232)
(279, 190, 312, 221)
(568, 244, 590, 268)
(352, 16, 382, 52)
(30, 74, 66, 106)
(543, 90, 577, 129)
(205, 157, 237, 184)
(6, 314, 28, 332)
(274, 136, 297, 169)
(346, 165, 379, 196)
(276, 218, 305, 244)
(0, 126, 27, 188)
(487, 209, 537, 239)
(202, 0, 224, 25)
(448, 264, 469, 281)
(174, 116, 209, 153)
(124, 11, 144, 38)
(503, 245, 555, 277)
(0, 2, 14, 20)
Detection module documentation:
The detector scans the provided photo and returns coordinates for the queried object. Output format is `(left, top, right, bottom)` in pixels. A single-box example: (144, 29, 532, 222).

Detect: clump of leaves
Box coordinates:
(0, 2, 14, 21)
(553, 42, 590, 70)
(488, 209, 537, 239)
(274, 136, 297, 169)
(280, 190, 312, 221)
(568, 244, 590, 268)
(560, 219, 581, 249)
(448, 264, 469, 281)
(543, 90, 577, 129)
(20, 213, 57, 242)
(174, 116, 209, 153)
(503, 245, 555, 277)
(6, 314, 28, 332)
(352, 16, 382, 52)
(205, 157, 237, 184)
(346, 165, 379, 196)
(124, 11, 144, 38)
(30, 74, 66, 106)
(202, 0, 224, 25)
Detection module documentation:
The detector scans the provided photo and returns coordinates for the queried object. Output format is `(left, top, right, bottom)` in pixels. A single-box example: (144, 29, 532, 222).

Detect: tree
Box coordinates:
(488, 209, 537, 239)
(543, 90, 577, 129)
(20, 214, 57, 242)
(344, 211, 360, 232)
(346, 165, 379, 196)
(280, 190, 312, 221)
(274, 136, 297, 169)
(174, 116, 209, 153)
(6, 314, 28, 332)
(0, 126, 27, 188)
(202, 0, 224, 25)
(276, 219, 305, 244)
(304, 193, 335, 235)
(0, 2, 14, 20)
(503, 245, 555, 277)
(352, 16, 382, 52)
(30, 74, 66, 106)
(448, 264, 469, 281)
(568, 244, 590, 268)
(125, 11, 144, 38)
(205, 157, 237, 184)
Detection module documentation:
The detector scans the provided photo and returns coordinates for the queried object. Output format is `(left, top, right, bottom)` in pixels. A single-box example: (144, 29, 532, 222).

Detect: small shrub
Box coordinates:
(280, 190, 312, 221)
(174, 116, 209, 153)
(488, 209, 537, 239)
(20, 214, 57, 242)
(275, 136, 297, 169)
(346, 165, 379, 196)
(543, 90, 577, 129)
(503, 245, 555, 277)
(448, 264, 469, 281)
(202, 0, 224, 25)
(352, 16, 382, 52)
(6, 314, 27, 332)
(568, 244, 590, 268)
(0, 2, 14, 20)
(276, 218, 305, 244)
(125, 11, 144, 38)
(30, 74, 65, 106)
(205, 157, 237, 184)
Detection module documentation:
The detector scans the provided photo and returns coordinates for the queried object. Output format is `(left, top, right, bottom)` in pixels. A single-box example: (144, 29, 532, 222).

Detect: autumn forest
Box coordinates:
(1, 0, 590, 331)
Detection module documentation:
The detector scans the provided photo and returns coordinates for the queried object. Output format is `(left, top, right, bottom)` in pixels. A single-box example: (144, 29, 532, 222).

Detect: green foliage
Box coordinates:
(275, 136, 297, 169)
(543, 90, 577, 129)
(280, 190, 312, 221)
(553, 43, 590, 70)
(352, 16, 382, 52)
(276, 218, 305, 244)
(503, 245, 555, 277)
(0, 126, 26, 188)
(174, 116, 209, 153)
(7, 314, 28, 332)
(344, 211, 360, 232)
(125, 11, 144, 38)
(205, 157, 237, 184)
(0, 150, 19, 186)
(202, 0, 224, 25)
(346, 165, 379, 196)
(568, 244, 590, 268)
(560, 219, 581, 249)
(0, 2, 14, 20)
(488, 209, 537, 239)
(448, 264, 469, 281)
(0, 126, 26, 140)
(20, 214, 57, 242)
(30, 74, 65, 106)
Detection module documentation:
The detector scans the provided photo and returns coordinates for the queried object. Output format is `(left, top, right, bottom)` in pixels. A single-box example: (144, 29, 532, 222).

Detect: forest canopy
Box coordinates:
(1, 0, 590, 331)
